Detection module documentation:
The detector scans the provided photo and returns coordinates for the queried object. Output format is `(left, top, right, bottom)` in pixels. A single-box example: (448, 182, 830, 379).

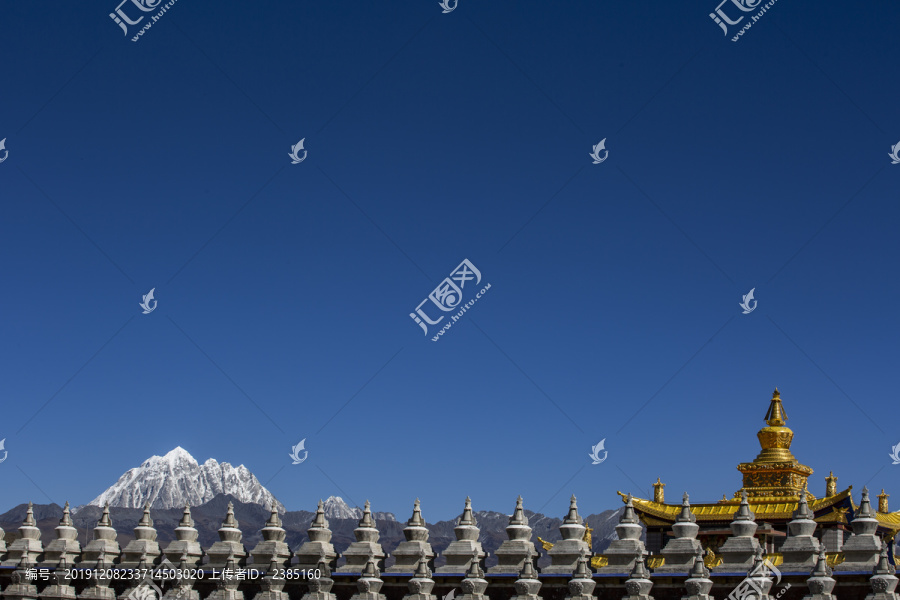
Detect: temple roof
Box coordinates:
(618, 388, 900, 532)
(617, 487, 854, 526)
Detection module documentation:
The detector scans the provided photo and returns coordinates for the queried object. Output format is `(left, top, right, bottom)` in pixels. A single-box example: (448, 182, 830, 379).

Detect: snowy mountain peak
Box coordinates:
(90, 448, 284, 512)
(323, 496, 362, 519)
(166, 446, 194, 460)
(320, 496, 396, 522)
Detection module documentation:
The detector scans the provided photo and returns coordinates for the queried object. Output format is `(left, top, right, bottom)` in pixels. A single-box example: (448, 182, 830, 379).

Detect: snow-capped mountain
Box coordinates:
(322, 496, 396, 521)
(89, 447, 284, 512)
(323, 496, 362, 519)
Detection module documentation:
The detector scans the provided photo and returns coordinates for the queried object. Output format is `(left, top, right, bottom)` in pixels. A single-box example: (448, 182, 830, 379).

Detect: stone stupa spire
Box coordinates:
(460, 497, 477, 526)
(99, 503, 111, 527)
(39, 503, 80, 597)
(121, 502, 161, 568)
(301, 558, 337, 600)
(745, 549, 775, 600)
(205, 501, 247, 569)
(682, 548, 713, 600)
(436, 497, 485, 574)
(255, 556, 289, 600)
(349, 555, 386, 600)
(511, 557, 543, 600)
(489, 496, 537, 574)
(457, 551, 489, 600)
(545, 495, 590, 575)
(387, 499, 435, 573)
(866, 546, 900, 600)
(656, 492, 702, 574)
(81, 503, 120, 568)
(337, 501, 386, 573)
(566, 550, 597, 600)
(803, 546, 836, 600)
(598, 494, 645, 574)
(60, 501, 73, 527)
(41, 501, 81, 568)
(623, 554, 654, 600)
(138, 502, 154, 528)
(251, 502, 290, 569)
(835, 487, 882, 572)
(296, 500, 338, 571)
(713, 490, 761, 573)
(222, 501, 240, 531)
(402, 551, 437, 600)
(782, 484, 820, 571)
(163, 505, 202, 568)
(179, 505, 195, 530)
(2, 502, 43, 567)
(311, 499, 330, 530)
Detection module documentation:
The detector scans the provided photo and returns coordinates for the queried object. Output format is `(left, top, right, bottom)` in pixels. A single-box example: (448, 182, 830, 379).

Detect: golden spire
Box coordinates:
(765, 388, 787, 426)
(736, 388, 813, 499)
(754, 388, 797, 461)
(878, 489, 890, 514)
(825, 472, 837, 497)
(653, 477, 666, 503)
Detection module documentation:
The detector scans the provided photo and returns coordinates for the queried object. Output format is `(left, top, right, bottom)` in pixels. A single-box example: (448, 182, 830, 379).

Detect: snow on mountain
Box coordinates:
(89, 447, 284, 512)
(322, 496, 395, 521)
(323, 496, 362, 519)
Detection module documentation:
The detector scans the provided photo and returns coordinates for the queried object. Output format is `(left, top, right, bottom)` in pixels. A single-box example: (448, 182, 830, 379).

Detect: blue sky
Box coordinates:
(1, 0, 899, 521)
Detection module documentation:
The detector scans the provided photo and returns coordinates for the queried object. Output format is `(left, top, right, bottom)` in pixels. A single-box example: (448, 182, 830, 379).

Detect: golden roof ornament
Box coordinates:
(653, 478, 666, 503)
(736, 388, 813, 499)
(825, 472, 837, 497)
(765, 388, 787, 426)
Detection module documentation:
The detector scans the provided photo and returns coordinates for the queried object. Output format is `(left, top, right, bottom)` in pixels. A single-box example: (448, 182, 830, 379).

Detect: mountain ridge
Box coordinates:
(88, 447, 284, 512)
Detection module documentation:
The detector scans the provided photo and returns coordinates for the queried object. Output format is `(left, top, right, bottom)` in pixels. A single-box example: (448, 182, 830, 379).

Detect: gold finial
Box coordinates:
(765, 388, 787, 426)
(583, 523, 593, 547)
(878, 489, 890, 514)
(825, 471, 837, 497)
(653, 477, 666, 503)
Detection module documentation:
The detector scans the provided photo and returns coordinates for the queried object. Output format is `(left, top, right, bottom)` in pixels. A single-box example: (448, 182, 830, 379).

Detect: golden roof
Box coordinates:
(618, 488, 853, 524)
(616, 388, 900, 535)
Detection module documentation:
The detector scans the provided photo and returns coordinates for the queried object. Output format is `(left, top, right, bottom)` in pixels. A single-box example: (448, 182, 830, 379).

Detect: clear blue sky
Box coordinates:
(1, 1, 899, 521)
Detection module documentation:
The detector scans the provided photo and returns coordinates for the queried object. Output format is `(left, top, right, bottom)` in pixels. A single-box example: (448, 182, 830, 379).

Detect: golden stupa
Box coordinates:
(735, 388, 814, 500)
(618, 389, 900, 559)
